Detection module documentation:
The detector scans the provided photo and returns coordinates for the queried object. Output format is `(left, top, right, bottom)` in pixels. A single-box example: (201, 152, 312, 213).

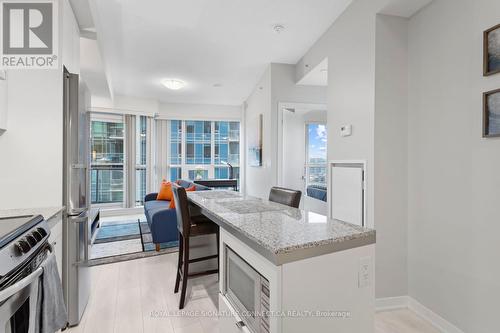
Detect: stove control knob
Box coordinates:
(26, 234, 37, 246)
(32, 230, 43, 241)
(36, 227, 48, 238)
(15, 239, 31, 255)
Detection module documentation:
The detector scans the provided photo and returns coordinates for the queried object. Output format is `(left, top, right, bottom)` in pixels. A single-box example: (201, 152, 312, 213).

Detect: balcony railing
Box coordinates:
(90, 164, 124, 204)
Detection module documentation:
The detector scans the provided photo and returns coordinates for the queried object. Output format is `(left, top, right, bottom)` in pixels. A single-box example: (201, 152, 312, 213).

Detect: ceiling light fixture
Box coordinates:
(213, 83, 222, 88)
(162, 79, 186, 90)
(273, 24, 285, 34)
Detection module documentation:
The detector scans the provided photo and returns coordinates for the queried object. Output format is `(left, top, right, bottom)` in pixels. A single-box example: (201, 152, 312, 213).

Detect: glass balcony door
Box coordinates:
(90, 117, 125, 206)
(90, 114, 151, 209)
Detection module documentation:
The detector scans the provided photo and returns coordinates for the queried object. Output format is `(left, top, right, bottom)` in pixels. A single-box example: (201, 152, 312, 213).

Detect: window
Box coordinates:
(90, 119, 124, 204)
(186, 120, 211, 164)
(135, 116, 147, 206)
(169, 167, 182, 182)
(91, 114, 151, 208)
(306, 123, 327, 187)
(166, 120, 240, 183)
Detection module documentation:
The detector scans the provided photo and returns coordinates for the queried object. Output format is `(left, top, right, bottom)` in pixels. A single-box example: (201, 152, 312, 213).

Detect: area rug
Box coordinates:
(94, 220, 141, 244)
(139, 219, 179, 252)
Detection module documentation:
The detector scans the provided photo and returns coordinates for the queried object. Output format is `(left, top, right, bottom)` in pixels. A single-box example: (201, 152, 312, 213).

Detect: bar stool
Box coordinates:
(171, 184, 219, 309)
(269, 186, 302, 208)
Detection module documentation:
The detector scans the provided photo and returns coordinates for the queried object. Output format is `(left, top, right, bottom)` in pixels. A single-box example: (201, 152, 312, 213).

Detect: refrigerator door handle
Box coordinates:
(69, 214, 90, 264)
(71, 164, 87, 169)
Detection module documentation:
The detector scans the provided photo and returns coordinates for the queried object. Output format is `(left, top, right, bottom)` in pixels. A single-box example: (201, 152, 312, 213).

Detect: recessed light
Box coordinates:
(162, 79, 186, 90)
(272, 24, 285, 34)
(213, 83, 222, 88)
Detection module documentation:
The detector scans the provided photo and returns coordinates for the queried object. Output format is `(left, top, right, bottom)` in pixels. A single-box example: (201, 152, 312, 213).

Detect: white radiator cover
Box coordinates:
(329, 161, 366, 226)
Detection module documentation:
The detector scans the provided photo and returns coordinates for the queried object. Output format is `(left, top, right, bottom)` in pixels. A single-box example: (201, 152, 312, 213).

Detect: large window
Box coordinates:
(91, 114, 151, 207)
(90, 119, 124, 204)
(306, 123, 327, 187)
(167, 120, 240, 182)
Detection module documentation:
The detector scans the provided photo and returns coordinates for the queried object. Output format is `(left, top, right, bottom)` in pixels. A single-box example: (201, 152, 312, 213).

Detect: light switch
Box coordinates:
(340, 124, 352, 137)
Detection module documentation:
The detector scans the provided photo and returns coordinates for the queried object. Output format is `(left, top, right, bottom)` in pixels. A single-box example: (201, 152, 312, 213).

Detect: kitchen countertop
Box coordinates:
(0, 206, 65, 229)
(187, 191, 375, 265)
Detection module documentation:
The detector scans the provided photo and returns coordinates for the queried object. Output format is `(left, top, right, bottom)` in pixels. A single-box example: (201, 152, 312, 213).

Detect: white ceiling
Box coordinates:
(87, 0, 352, 106)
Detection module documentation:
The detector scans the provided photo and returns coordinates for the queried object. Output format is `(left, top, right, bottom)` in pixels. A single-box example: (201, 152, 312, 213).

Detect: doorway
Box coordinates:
(278, 103, 328, 214)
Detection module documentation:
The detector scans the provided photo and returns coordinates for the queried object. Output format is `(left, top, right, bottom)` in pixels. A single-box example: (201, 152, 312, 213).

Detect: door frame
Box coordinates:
(276, 102, 327, 188)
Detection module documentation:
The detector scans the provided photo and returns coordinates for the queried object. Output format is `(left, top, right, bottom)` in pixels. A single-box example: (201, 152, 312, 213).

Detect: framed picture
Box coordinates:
(248, 114, 263, 167)
(484, 24, 500, 76)
(483, 88, 500, 137)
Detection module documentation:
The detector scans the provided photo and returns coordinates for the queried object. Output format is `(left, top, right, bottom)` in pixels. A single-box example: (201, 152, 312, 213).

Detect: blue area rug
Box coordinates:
(94, 221, 140, 244)
(139, 221, 178, 252)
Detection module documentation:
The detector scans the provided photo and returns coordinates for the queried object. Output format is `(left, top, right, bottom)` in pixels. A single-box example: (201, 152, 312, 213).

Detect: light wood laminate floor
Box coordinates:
(68, 253, 441, 333)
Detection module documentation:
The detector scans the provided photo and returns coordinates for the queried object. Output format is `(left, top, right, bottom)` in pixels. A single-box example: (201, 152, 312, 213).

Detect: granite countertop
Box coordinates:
(188, 191, 375, 265)
(0, 206, 65, 229)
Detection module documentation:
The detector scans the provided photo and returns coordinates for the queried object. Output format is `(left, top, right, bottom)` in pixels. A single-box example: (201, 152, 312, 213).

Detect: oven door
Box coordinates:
(225, 246, 262, 333)
(0, 246, 51, 333)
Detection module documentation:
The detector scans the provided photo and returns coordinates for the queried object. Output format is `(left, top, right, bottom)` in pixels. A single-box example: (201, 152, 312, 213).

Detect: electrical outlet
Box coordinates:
(358, 256, 372, 288)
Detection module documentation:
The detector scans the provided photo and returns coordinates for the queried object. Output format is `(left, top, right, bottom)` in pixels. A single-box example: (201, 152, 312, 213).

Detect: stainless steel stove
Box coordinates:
(0, 214, 51, 333)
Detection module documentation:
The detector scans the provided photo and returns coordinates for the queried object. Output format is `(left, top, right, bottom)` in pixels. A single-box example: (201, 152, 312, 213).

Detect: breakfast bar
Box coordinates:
(187, 190, 376, 333)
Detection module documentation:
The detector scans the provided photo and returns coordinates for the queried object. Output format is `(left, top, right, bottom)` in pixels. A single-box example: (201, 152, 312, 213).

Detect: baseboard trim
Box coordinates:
(376, 296, 464, 333)
(375, 296, 409, 312)
(408, 297, 465, 333)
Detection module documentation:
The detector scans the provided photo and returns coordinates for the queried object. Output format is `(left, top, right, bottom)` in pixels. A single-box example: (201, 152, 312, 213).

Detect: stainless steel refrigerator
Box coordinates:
(62, 68, 92, 326)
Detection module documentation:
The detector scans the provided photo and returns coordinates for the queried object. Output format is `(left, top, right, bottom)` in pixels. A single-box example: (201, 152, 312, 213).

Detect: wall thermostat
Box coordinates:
(340, 124, 352, 137)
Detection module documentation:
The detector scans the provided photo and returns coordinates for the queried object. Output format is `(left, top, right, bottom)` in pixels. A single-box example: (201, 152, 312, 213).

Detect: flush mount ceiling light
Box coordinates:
(162, 79, 186, 90)
(272, 24, 285, 34)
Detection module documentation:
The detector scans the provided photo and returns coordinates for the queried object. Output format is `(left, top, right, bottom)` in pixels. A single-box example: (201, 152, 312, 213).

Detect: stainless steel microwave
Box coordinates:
(224, 246, 270, 333)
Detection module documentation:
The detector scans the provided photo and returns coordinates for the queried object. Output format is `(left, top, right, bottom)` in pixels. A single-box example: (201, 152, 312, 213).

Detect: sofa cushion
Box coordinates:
(157, 181, 174, 201)
(176, 179, 192, 188)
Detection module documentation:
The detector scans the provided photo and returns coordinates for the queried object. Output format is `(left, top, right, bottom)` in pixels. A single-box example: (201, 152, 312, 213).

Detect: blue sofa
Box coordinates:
(144, 180, 210, 250)
(306, 185, 327, 202)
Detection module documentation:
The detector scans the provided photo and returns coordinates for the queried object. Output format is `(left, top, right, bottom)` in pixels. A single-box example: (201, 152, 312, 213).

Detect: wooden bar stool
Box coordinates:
(171, 184, 219, 309)
(269, 186, 302, 208)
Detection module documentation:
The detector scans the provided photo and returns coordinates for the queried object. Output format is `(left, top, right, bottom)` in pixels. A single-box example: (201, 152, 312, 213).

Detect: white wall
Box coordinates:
(408, 0, 500, 331)
(0, 0, 80, 209)
(297, 0, 385, 297)
(158, 102, 241, 120)
(244, 64, 327, 199)
(244, 67, 272, 198)
(374, 14, 409, 299)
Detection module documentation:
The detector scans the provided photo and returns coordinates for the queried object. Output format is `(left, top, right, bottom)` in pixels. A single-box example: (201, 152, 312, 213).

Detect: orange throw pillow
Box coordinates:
(169, 185, 196, 209)
(156, 180, 173, 201)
